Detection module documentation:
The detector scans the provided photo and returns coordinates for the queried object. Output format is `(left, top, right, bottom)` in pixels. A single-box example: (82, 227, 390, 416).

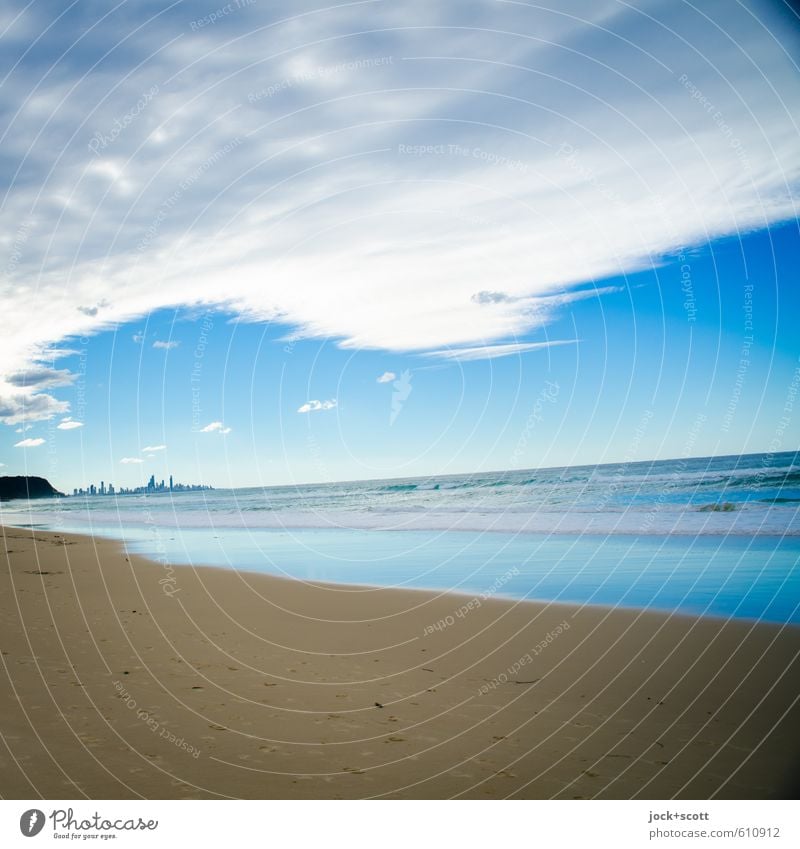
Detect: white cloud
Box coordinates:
(0, 0, 798, 422)
(0, 462, 5, 467)
(429, 340, 578, 361)
(0, 393, 69, 426)
(297, 399, 337, 414)
(15, 424, 32, 433)
(377, 372, 396, 384)
(41, 348, 80, 359)
(76, 300, 108, 318)
(56, 417, 83, 430)
(471, 291, 513, 305)
(132, 332, 145, 343)
(14, 437, 45, 448)
(7, 367, 75, 389)
(141, 444, 166, 452)
(120, 457, 143, 464)
(1, 366, 74, 425)
(152, 340, 179, 350)
(199, 421, 231, 434)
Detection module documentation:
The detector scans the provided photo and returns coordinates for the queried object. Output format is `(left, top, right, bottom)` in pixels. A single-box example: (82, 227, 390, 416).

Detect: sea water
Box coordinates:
(2, 451, 798, 623)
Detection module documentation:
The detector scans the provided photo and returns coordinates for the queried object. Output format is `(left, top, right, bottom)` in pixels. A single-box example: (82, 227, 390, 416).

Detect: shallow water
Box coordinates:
(9, 522, 800, 625)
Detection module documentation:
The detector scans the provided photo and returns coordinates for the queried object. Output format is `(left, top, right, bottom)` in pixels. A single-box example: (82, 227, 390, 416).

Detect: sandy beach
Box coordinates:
(1, 525, 798, 800)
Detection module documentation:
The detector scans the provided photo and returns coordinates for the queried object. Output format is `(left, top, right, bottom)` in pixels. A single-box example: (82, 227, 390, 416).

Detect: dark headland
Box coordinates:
(0, 475, 64, 501)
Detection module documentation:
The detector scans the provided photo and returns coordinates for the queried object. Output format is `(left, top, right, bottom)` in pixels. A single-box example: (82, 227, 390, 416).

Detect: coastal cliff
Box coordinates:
(0, 476, 63, 501)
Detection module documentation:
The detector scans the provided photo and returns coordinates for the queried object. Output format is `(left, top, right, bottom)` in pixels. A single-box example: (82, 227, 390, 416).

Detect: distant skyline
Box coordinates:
(70, 473, 212, 497)
(1, 1, 799, 489)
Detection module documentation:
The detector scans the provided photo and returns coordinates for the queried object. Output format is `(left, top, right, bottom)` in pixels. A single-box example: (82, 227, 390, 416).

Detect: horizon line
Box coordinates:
(40, 447, 792, 494)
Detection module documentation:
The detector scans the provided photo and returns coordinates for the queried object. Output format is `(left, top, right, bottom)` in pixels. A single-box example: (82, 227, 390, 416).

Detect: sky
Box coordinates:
(0, 0, 798, 489)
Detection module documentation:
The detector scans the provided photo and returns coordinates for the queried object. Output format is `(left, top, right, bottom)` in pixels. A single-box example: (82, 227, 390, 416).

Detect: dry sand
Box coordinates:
(1, 525, 798, 799)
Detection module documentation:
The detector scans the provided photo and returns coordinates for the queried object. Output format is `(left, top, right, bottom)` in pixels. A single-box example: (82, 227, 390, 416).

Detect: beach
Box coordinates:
(2, 524, 799, 800)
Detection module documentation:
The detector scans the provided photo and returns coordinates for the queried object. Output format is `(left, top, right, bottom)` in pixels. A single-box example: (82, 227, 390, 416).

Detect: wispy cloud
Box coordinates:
(1, 394, 69, 426)
(14, 437, 45, 448)
(199, 421, 231, 434)
(428, 340, 577, 361)
(471, 291, 513, 305)
(297, 399, 337, 414)
(0, 1, 798, 424)
(390, 371, 413, 425)
(377, 372, 396, 384)
(7, 367, 75, 389)
(40, 348, 80, 359)
(141, 444, 166, 452)
(57, 417, 83, 430)
(76, 300, 108, 318)
(120, 457, 143, 464)
(152, 340, 179, 350)
(1, 366, 74, 425)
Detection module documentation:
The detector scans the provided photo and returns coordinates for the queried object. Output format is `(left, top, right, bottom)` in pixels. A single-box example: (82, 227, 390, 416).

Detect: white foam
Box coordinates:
(5, 504, 798, 536)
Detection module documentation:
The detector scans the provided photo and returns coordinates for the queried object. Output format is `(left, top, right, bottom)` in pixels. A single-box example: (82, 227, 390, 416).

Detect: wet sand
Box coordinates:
(1, 525, 798, 799)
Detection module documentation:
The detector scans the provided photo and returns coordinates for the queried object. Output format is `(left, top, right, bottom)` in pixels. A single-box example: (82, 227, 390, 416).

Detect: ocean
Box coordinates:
(2, 451, 799, 623)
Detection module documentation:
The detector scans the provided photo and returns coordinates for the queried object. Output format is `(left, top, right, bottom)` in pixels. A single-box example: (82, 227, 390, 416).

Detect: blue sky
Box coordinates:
(1, 1, 799, 488)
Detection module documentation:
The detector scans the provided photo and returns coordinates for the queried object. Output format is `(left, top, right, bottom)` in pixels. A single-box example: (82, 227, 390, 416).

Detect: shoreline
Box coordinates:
(2, 525, 799, 799)
(130, 556, 800, 633)
(3, 518, 797, 626)
(3, 508, 798, 539)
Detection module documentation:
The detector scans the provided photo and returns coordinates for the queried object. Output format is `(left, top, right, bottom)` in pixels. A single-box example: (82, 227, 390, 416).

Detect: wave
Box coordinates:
(588, 464, 799, 488)
(757, 496, 800, 504)
(6, 503, 798, 537)
(2, 451, 797, 540)
(366, 463, 800, 494)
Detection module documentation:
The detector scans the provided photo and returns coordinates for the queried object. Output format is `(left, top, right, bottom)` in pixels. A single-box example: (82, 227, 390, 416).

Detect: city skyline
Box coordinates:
(72, 474, 212, 497)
